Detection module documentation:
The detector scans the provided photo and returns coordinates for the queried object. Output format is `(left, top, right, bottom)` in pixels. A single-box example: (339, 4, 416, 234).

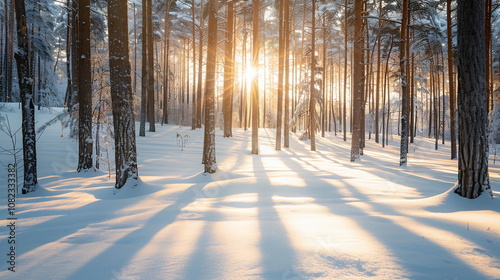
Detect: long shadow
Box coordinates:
(66, 176, 231, 280)
(252, 155, 297, 279)
(278, 150, 490, 279)
(181, 209, 224, 279)
(14, 195, 133, 260)
(301, 142, 455, 197)
(292, 139, 500, 277)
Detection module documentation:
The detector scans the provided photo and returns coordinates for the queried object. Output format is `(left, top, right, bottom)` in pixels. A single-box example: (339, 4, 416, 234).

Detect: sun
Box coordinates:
(244, 65, 258, 84)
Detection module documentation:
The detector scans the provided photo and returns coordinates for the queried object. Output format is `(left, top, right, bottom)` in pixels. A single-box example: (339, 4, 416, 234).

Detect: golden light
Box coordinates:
(243, 65, 258, 84)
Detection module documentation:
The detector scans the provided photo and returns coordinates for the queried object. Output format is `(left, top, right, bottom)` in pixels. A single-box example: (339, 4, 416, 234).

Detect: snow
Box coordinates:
(0, 103, 499, 280)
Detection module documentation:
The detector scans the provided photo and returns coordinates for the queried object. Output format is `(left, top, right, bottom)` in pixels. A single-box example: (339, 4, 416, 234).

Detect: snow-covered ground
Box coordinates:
(0, 104, 499, 280)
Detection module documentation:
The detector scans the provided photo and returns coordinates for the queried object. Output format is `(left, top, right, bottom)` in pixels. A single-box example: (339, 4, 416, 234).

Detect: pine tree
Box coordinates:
(108, 0, 139, 188)
(399, 0, 410, 166)
(202, 0, 218, 173)
(14, 0, 37, 193)
(455, 0, 491, 198)
(350, 0, 364, 161)
(223, 0, 235, 138)
(251, 0, 259, 155)
(77, 0, 93, 171)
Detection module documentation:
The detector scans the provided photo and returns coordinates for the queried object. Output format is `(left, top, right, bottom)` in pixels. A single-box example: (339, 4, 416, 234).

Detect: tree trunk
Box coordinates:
(202, 0, 218, 173)
(283, 0, 290, 148)
(375, 0, 381, 144)
(485, 0, 492, 112)
(147, 0, 155, 132)
(196, 0, 205, 129)
(77, 0, 93, 171)
(15, 0, 38, 193)
(343, 0, 348, 142)
(447, 0, 457, 159)
(191, 0, 197, 130)
(399, 0, 409, 166)
(163, 1, 172, 125)
(350, 0, 364, 161)
(276, 0, 284, 150)
(455, 0, 490, 199)
(108, 0, 139, 189)
(139, 0, 147, 136)
(223, 0, 234, 138)
(251, 0, 260, 155)
(3, 0, 14, 103)
(309, 0, 316, 151)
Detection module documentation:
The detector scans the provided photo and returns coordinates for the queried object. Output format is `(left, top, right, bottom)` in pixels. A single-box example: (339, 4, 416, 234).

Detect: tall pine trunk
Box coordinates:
(251, 0, 260, 155)
(108, 0, 139, 189)
(283, 0, 290, 148)
(309, 0, 316, 151)
(276, 0, 284, 150)
(202, 0, 218, 173)
(455, 0, 490, 199)
(15, 0, 37, 193)
(147, 0, 155, 132)
(223, 0, 234, 138)
(77, 0, 93, 171)
(139, 0, 147, 136)
(447, 0, 457, 159)
(191, 0, 197, 130)
(350, 0, 364, 161)
(399, 0, 409, 166)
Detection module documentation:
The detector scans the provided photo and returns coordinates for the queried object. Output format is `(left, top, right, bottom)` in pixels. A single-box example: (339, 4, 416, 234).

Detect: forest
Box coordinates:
(0, 0, 500, 278)
(2, 0, 499, 196)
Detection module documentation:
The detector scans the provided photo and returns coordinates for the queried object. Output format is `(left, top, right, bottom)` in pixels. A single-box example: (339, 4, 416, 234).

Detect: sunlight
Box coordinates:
(386, 215, 500, 279)
(273, 202, 406, 278)
(243, 65, 259, 85)
(128, 220, 206, 279)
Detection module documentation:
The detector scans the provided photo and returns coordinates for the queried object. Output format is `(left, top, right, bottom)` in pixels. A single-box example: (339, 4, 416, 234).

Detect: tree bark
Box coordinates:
(283, 0, 290, 148)
(399, 0, 409, 166)
(15, 0, 38, 193)
(202, 0, 218, 173)
(108, 0, 139, 189)
(147, 0, 155, 132)
(223, 0, 235, 138)
(77, 0, 93, 171)
(455, 0, 490, 198)
(251, 0, 260, 155)
(139, 0, 147, 136)
(350, 0, 364, 161)
(276, 0, 284, 150)
(309, 0, 316, 151)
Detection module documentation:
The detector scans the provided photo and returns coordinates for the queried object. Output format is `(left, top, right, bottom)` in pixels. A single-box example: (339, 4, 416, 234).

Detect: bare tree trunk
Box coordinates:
(350, 0, 364, 161)
(15, 0, 38, 193)
(223, 0, 235, 137)
(276, 0, 284, 150)
(399, 0, 409, 166)
(202, 0, 218, 173)
(196, 0, 205, 129)
(283, 0, 290, 148)
(447, 0, 457, 159)
(3, 0, 14, 102)
(108, 0, 139, 189)
(343, 0, 348, 142)
(163, 1, 172, 125)
(191, 0, 197, 130)
(139, 0, 147, 136)
(147, 0, 155, 132)
(375, 0, 382, 144)
(77, 0, 93, 171)
(485, 0, 492, 112)
(251, 0, 260, 155)
(309, 0, 316, 151)
(455, 0, 490, 199)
